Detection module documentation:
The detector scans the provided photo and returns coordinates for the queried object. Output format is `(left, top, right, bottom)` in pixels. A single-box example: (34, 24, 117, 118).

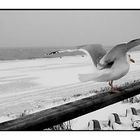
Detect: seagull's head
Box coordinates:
(97, 39, 140, 70)
(103, 38, 140, 63)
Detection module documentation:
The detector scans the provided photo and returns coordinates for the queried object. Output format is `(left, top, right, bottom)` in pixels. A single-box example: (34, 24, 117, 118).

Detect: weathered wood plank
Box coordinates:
(0, 82, 140, 130)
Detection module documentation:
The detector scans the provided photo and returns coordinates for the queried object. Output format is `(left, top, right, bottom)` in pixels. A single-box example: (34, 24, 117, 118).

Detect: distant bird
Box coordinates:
(48, 51, 59, 55)
(53, 39, 140, 92)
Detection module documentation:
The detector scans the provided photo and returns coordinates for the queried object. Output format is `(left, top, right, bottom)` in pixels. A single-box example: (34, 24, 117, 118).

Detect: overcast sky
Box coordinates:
(0, 10, 140, 48)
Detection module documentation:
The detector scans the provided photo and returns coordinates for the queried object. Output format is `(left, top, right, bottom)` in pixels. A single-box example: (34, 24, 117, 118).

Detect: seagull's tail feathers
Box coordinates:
(79, 73, 95, 82)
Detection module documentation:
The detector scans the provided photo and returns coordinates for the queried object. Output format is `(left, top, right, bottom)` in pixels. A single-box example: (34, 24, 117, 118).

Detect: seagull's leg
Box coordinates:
(109, 81, 112, 87)
(109, 80, 120, 93)
(109, 80, 114, 89)
(109, 80, 114, 90)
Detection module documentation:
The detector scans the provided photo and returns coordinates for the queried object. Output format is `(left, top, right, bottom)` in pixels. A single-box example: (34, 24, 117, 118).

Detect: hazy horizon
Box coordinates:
(0, 10, 140, 49)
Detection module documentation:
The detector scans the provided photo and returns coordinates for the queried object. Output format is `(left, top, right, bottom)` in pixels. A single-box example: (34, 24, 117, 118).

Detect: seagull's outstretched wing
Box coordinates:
(126, 38, 140, 50)
(55, 44, 107, 67)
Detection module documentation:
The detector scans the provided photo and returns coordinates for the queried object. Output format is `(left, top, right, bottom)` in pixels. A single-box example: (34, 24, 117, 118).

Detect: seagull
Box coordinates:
(54, 39, 140, 92)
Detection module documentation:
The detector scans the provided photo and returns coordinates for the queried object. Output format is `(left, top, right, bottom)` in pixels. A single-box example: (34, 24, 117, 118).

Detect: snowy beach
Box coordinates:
(0, 51, 140, 128)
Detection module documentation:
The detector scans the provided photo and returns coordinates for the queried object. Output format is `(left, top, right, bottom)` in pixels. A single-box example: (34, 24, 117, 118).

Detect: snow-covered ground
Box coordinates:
(70, 102, 140, 130)
(0, 51, 140, 126)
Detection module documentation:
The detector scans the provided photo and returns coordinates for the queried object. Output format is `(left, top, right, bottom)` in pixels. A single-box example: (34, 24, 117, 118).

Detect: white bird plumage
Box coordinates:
(50, 39, 140, 92)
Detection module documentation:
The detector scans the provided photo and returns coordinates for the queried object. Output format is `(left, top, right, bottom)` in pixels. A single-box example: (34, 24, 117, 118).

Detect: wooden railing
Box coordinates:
(0, 82, 140, 130)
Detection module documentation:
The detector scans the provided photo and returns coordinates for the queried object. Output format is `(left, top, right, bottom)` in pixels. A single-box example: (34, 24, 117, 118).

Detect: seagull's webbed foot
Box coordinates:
(110, 87, 120, 93)
(109, 81, 120, 93)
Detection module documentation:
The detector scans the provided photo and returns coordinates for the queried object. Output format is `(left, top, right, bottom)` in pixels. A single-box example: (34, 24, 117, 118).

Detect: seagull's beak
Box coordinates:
(128, 54, 135, 63)
(130, 58, 135, 63)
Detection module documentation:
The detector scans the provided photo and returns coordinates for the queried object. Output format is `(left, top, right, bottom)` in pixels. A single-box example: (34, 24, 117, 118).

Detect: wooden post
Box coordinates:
(0, 82, 140, 130)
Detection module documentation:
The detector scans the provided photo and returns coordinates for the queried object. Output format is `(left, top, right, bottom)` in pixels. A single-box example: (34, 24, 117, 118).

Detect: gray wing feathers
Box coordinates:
(99, 43, 127, 65)
(78, 44, 107, 66)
